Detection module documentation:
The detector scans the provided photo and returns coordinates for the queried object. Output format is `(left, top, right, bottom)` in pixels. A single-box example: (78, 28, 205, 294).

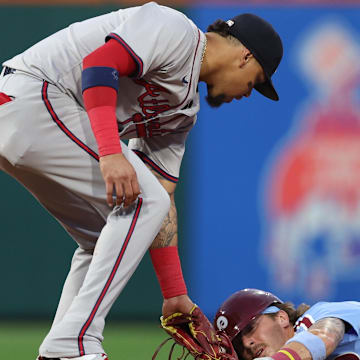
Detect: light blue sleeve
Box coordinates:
(304, 301, 360, 335)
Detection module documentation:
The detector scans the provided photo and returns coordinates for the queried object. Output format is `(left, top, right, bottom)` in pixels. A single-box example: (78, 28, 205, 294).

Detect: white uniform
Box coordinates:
(0, 2, 206, 357)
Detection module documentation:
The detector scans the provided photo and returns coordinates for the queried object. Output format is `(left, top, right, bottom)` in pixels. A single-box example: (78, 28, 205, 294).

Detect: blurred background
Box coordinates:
(1, 0, 360, 358)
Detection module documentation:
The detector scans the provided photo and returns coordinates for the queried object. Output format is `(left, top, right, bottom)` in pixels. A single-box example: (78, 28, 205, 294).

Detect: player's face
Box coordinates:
(206, 56, 266, 108)
(239, 314, 289, 360)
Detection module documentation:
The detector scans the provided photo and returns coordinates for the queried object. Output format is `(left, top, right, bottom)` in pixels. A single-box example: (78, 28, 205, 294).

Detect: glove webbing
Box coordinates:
(152, 337, 192, 360)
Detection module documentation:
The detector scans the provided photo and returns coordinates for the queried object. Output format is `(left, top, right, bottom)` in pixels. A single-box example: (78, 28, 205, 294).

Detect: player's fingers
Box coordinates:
(114, 181, 125, 206)
(106, 180, 115, 207)
(131, 178, 141, 202)
(123, 181, 135, 207)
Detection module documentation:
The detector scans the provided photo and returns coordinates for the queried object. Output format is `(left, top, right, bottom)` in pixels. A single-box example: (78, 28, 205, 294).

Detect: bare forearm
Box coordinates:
(146, 166, 178, 249)
(308, 318, 345, 356)
(150, 193, 178, 248)
(147, 169, 187, 300)
(284, 317, 345, 360)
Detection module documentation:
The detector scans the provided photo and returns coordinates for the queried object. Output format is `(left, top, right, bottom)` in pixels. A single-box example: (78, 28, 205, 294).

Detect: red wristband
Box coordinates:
(273, 348, 301, 360)
(150, 246, 187, 299)
(87, 105, 122, 157)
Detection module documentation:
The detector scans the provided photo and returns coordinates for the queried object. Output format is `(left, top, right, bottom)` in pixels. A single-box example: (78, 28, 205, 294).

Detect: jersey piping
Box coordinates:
(133, 149, 178, 183)
(167, 28, 201, 111)
(42, 81, 100, 162)
(42, 81, 178, 182)
(294, 315, 315, 332)
(110, 28, 202, 117)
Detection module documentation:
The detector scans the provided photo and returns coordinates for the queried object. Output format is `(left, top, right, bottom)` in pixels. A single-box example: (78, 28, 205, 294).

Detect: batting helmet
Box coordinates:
(213, 288, 283, 340)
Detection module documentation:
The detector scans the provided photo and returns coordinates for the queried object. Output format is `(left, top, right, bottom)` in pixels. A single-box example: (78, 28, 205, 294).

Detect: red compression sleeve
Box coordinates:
(150, 246, 188, 299)
(82, 39, 136, 157)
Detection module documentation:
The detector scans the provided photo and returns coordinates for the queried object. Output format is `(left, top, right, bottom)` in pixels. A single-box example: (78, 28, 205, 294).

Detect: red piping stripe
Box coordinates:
(78, 197, 143, 355)
(168, 29, 201, 110)
(133, 150, 178, 183)
(41, 81, 99, 162)
(109, 29, 201, 112)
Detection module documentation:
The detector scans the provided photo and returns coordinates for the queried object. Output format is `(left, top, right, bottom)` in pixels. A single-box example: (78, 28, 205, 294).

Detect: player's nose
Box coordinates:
(242, 334, 255, 348)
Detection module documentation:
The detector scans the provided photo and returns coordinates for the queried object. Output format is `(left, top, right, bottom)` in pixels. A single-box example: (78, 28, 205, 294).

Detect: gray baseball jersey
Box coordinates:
(0, 2, 206, 357)
(4, 1, 205, 178)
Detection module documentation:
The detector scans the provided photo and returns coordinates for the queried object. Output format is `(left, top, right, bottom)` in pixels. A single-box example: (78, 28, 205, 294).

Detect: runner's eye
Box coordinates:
(241, 316, 260, 336)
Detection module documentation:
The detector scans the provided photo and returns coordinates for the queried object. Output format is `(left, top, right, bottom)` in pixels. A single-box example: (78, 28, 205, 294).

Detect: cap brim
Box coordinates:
(254, 79, 279, 101)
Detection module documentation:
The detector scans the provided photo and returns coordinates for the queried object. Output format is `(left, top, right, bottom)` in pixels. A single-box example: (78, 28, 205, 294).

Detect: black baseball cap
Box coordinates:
(226, 13, 283, 101)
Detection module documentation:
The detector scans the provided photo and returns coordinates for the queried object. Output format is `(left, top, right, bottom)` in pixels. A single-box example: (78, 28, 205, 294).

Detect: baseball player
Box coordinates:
(0, 2, 282, 360)
(214, 288, 360, 360)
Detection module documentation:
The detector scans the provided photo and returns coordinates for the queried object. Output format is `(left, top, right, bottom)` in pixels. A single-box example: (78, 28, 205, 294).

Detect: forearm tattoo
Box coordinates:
(151, 196, 178, 248)
(148, 169, 178, 249)
(310, 317, 345, 353)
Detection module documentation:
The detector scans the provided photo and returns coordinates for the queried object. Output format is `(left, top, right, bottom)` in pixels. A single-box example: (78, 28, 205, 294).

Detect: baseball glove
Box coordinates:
(153, 305, 238, 360)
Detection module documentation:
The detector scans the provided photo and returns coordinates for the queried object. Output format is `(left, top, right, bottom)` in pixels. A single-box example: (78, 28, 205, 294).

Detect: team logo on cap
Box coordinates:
(226, 20, 234, 27)
(216, 315, 229, 330)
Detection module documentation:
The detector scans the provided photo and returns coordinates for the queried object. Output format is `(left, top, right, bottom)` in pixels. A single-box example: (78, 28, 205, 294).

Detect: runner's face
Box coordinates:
(240, 315, 288, 360)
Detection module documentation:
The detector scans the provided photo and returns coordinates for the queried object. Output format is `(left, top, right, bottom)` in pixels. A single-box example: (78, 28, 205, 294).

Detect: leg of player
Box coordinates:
(0, 73, 171, 358)
(38, 145, 171, 358)
(50, 247, 94, 327)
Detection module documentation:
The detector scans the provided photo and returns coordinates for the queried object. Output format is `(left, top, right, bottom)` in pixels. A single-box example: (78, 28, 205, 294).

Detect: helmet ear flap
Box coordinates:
(213, 288, 283, 340)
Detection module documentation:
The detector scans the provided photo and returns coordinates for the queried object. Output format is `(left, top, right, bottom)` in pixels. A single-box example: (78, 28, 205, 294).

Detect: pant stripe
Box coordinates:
(77, 197, 143, 355)
(41, 81, 99, 162)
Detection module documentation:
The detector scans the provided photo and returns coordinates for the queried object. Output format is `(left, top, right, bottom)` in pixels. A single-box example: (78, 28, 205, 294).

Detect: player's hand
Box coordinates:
(99, 153, 140, 207)
(157, 299, 239, 360)
(162, 294, 195, 318)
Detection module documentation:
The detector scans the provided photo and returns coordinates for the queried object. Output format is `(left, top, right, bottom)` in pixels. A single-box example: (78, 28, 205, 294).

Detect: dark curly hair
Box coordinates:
(207, 19, 244, 46)
(269, 302, 310, 325)
(207, 19, 232, 37)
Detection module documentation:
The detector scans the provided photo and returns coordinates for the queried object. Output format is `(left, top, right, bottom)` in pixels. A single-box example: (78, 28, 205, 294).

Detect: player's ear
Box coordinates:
(239, 47, 253, 67)
(276, 310, 290, 328)
(244, 50, 254, 63)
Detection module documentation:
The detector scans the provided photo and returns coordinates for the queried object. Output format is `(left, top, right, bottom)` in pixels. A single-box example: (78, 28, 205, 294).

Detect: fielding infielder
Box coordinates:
(0, 2, 282, 360)
(214, 288, 360, 360)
